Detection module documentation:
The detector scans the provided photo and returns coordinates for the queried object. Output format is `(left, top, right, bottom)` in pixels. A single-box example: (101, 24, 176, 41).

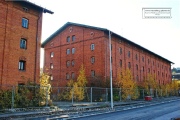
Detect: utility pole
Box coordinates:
(109, 30, 113, 109)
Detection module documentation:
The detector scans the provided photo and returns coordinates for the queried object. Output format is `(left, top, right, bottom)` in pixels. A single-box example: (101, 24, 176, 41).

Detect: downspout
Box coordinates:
(1, 3, 8, 85)
(34, 9, 42, 84)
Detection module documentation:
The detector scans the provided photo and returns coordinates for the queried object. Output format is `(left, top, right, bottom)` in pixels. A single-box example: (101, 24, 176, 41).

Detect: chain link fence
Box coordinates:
(0, 85, 179, 111)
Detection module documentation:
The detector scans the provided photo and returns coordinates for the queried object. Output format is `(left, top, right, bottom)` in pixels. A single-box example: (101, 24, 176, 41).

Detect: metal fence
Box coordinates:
(0, 85, 179, 110)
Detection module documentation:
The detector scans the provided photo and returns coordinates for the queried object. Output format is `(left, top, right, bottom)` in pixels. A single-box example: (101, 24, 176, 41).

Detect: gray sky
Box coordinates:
(29, 0, 180, 68)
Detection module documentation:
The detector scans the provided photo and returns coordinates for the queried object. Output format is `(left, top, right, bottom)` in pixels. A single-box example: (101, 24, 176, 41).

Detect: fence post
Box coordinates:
(46, 86, 49, 107)
(91, 87, 92, 103)
(119, 88, 121, 102)
(106, 88, 108, 102)
(72, 87, 74, 105)
(11, 86, 15, 109)
(156, 89, 158, 98)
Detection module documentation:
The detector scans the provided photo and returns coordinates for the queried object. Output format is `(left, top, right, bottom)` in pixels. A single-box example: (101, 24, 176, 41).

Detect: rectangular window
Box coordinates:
(91, 44, 95, 51)
(120, 59, 122, 67)
(22, 18, 28, 28)
(66, 73, 70, 80)
(128, 51, 130, 58)
(50, 75, 53, 80)
(91, 56, 95, 64)
(66, 49, 70, 54)
(72, 48, 75, 54)
(119, 47, 122, 54)
(136, 54, 138, 60)
(91, 70, 95, 77)
(50, 63, 53, 69)
(20, 39, 27, 49)
(72, 35, 75, 41)
(19, 60, 26, 71)
(50, 52, 54, 58)
(66, 61, 70, 67)
(142, 56, 144, 62)
(136, 64, 138, 70)
(67, 36, 70, 42)
(72, 60, 75, 67)
(72, 72, 75, 79)
(128, 62, 131, 69)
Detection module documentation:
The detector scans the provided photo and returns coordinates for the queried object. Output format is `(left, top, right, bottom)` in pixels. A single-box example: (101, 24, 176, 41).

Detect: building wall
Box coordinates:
(0, 0, 42, 86)
(43, 25, 172, 87)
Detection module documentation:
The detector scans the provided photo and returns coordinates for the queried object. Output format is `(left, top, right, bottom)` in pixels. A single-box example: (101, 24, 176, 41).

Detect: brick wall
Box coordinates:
(43, 24, 172, 87)
(0, 0, 42, 86)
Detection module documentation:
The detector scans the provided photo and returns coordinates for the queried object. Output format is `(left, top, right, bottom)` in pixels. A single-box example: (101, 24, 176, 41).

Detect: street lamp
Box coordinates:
(109, 30, 113, 109)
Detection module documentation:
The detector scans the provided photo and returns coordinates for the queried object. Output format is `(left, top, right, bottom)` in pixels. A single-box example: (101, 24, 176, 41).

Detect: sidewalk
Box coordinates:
(0, 96, 179, 119)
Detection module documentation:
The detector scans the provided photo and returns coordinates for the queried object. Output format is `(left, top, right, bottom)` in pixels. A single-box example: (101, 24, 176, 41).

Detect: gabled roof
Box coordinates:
(16, 0, 53, 14)
(41, 22, 174, 64)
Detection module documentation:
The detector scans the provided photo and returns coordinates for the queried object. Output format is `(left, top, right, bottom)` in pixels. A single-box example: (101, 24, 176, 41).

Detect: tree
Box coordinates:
(39, 73, 51, 105)
(115, 69, 139, 100)
(68, 64, 88, 101)
(142, 74, 158, 96)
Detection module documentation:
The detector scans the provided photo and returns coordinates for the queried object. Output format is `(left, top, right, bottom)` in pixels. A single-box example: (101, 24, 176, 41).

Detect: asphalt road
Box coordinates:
(74, 100, 180, 120)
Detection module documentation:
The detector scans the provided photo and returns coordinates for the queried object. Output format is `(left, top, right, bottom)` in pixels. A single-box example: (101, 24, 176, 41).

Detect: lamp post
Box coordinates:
(109, 30, 113, 109)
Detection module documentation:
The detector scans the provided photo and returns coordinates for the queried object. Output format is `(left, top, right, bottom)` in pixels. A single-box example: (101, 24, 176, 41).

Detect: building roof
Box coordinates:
(41, 22, 174, 64)
(16, 0, 53, 14)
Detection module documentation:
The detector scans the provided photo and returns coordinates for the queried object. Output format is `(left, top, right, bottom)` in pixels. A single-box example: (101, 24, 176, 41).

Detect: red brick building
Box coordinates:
(0, 0, 53, 86)
(42, 22, 173, 87)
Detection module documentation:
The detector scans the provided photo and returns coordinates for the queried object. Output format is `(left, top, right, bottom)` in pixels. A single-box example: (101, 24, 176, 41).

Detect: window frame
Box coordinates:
(119, 47, 122, 54)
(66, 61, 70, 67)
(91, 56, 95, 64)
(22, 18, 28, 28)
(72, 48, 75, 54)
(67, 36, 70, 42)
(66, 73, 70, 80)
(50, 63, 53, 69)
(91, 70, 95, 77)
(72, 35, 75, 42)
(128, 62, 131, 69)
(20, 38, 27, 49)
(72, 60, 75, 67)
(90, 44, 95, 51)
(19, 60, 26, 71)
(66, 48, 70, 55)
(120, 59, 122, 67)
(128, 51, 130, 58)
(50, 52, 54, 58)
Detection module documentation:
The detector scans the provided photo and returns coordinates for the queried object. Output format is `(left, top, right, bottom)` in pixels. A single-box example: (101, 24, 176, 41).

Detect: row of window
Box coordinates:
(67, 35, 76, 42)
(119, 48, 168, 70)
(67, 48, 75, 54)
(66, 70, 95, 80)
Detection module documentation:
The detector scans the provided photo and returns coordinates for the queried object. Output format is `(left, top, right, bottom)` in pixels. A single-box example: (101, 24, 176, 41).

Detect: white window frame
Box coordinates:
(67, 49, 70, 54)
(91, 56, 95, 64)
(72, 48, 75, 54)
(50, 63, 53, 69)
(50, 52, 54, 58)
(91, 44, 95, 51)
(22, 18, 28, 28)
(19, 60, 26, 70)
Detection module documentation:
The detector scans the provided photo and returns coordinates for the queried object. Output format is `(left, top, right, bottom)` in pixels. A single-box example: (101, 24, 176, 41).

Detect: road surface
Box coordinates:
(74, 100, 180, 120)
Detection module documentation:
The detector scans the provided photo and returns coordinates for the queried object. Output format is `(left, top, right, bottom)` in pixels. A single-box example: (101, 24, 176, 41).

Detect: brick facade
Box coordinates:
(0, 0, 53, 86)
(42, 22, 173, 87)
